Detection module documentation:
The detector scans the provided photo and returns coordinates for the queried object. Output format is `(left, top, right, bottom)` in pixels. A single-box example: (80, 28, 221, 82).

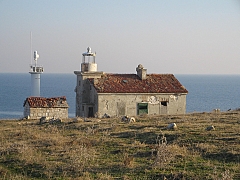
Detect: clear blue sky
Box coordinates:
(1, 0, 240, 74)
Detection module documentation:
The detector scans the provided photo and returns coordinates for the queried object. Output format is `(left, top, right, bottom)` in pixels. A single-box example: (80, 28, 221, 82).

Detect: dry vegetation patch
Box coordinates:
(0, 112, 239, 179)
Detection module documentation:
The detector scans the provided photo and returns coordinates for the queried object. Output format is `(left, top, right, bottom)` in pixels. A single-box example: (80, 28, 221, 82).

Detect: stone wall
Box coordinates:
(24, 103, 68, 119)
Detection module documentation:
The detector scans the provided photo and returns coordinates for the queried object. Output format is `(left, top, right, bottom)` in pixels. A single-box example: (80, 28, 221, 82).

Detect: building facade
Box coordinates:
(23, 96, 69, 119)
(74, 48, 188, 118)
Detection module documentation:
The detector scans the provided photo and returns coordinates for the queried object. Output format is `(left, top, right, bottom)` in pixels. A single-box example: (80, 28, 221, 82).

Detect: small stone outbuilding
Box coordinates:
(23, 96, 69, 119)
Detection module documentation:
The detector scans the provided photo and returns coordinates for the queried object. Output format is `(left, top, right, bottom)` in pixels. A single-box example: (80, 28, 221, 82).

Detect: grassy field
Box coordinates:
(0, 111, 240, 180)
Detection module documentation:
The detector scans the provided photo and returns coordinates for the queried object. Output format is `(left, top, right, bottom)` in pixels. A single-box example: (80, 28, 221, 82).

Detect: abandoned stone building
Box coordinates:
(23, 96, 69, 119)
(74, 47, 188, 118)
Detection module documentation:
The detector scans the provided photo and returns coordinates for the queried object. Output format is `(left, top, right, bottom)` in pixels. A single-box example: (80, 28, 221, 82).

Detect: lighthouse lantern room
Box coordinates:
(81, 47, 97, 72)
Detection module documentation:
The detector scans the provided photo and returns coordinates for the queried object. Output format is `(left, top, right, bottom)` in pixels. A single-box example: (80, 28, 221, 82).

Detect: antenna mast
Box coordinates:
(30, 32, 32, 65)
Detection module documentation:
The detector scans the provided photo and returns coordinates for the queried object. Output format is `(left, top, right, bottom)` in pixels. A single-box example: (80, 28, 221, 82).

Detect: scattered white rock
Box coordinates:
(206, 125, 215, 131)
(129, 117, 136, 123)
(40, 117, 62, 124)
(122, 115, 129, 122)
(167, 123, 177, 130)
(121, 116, 136, 123)
(49, 118, 62, 124)
(213, 109, 220, 113)
(40, 116, 48, 124)
(19, 115, 30, 120)
(102, 113, 110, 118)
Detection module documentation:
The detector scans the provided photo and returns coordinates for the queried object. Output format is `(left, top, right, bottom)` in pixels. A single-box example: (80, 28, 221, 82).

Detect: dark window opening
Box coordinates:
(161, 101, 167, 106)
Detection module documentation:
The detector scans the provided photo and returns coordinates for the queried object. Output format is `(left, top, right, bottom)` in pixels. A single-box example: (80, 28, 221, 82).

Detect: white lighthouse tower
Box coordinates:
(74, 47, 104, 117)
(29, 51, 44, 97)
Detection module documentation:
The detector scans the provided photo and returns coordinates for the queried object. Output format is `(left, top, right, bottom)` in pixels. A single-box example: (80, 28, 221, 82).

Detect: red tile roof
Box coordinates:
(89, 74, 188, 93)
(23, 96, 69, 108)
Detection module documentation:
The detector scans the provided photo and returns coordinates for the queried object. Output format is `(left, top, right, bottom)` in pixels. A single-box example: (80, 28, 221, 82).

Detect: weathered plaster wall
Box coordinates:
(96, 93, 187, 117)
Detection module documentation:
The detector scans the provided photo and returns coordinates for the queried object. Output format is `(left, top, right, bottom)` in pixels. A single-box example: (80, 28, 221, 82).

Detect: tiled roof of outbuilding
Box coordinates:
(89, 74, 188, 93)
(23, 96, 69, 108)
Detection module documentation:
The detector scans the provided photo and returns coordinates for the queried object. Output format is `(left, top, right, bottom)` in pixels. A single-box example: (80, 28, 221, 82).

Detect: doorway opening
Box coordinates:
(88, 107, 94, 117)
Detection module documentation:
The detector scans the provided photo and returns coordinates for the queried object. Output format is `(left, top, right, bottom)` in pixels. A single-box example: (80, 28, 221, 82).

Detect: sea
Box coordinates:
(0, 73, 240, 119)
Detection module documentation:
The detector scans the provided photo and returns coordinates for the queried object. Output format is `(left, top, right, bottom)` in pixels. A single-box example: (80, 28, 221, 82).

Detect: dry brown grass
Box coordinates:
(0, 111, 239, 179)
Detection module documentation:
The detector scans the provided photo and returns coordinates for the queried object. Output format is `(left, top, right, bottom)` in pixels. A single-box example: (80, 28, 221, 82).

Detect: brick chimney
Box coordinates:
(136, 64, 147, 80)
